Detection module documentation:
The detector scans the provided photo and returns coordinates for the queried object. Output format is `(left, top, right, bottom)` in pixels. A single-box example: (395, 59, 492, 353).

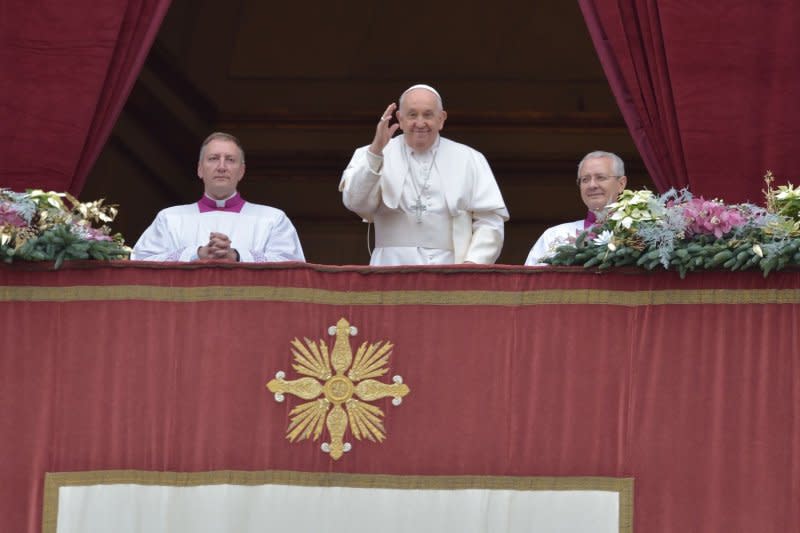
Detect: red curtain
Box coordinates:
(1, 263, 799, 532)
(0, 1, 170, 196)
(580, 1, 800, 204)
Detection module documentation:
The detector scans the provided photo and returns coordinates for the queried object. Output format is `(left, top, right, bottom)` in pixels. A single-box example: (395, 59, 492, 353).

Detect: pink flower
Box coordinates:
(83, 226, 112, 242)
(71, 223, 112, 242)
(0, 203, 27, 227)
(682, 198, 745, 238)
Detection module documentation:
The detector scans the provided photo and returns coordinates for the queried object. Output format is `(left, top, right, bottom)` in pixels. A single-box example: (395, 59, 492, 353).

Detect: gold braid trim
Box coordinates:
(5, 285, 800, 305)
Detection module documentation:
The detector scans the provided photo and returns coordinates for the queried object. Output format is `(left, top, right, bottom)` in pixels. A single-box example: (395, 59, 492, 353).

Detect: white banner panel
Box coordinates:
(43, 471, 633, 533)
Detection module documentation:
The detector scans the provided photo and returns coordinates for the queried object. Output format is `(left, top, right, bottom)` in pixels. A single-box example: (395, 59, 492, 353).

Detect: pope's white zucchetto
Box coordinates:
(400, 84, 443, 106)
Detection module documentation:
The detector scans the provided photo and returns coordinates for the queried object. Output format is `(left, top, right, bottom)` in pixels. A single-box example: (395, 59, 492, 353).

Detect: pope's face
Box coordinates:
(578, 156, 627, 212)
(198, 139, 245, 199)
(396, 89, 447, 152)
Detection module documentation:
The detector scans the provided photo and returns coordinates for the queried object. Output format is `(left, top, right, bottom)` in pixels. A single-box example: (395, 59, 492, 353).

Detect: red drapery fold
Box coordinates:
(0, 1, 170, 196)
(579, 1, 800, 204)
(0, 263, 798, 532)
(580, 0, 689, 194)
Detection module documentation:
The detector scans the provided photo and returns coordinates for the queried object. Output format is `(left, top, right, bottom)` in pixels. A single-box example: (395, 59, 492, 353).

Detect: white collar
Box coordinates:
(204, 192, 237, 208)
(403, 135, 441, 158)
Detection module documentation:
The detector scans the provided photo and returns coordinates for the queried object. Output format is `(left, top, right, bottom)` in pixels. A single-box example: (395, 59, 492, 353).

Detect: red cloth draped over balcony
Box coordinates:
(0, 263, 798, 532)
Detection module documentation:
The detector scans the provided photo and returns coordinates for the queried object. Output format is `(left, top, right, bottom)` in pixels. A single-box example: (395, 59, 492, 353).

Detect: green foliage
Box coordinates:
(0, 188, 130, 269)
(4, 224, 129, 268)
(545, 177, 800, 278)
(546, 232, 798, 279)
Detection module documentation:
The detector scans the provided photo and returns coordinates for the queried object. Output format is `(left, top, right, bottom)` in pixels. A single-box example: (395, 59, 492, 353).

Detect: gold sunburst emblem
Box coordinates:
(266, 318, 410, 460)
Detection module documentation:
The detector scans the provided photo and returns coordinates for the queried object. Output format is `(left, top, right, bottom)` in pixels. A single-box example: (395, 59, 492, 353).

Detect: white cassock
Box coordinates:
(524, 220, 585, 266)
(131, 201, 305, 263)
(340, 135, 509, 266)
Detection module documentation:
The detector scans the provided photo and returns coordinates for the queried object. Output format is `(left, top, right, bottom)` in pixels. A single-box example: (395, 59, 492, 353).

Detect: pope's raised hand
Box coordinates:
(369, 103, 400, 155)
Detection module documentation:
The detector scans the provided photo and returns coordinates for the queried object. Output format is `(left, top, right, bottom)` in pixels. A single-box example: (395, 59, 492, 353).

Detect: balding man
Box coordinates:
(525, 150, 627, 266)
(340, 84, 508, 266)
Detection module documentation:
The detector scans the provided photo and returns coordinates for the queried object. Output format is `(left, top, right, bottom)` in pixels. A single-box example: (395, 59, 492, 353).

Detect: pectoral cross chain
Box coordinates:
(410, 197, 427, 223)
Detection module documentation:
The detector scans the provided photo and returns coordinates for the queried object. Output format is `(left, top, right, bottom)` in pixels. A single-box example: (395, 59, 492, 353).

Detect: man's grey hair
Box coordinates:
(398, 84, 444, 112)
(199, 132, 245, 163)
(577, 151, 625, 178)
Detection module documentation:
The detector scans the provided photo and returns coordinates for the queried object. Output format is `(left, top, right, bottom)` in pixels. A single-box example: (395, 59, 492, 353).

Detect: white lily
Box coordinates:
(593, 230, 614, 246)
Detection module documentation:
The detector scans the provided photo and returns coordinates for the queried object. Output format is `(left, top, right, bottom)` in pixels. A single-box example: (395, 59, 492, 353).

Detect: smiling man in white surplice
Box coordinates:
(525, 151, 628, 266)
(339, 84, 509, 266)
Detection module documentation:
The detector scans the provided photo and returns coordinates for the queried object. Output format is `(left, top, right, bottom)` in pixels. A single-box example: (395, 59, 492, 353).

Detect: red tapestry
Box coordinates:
(0, 262, 798, 532)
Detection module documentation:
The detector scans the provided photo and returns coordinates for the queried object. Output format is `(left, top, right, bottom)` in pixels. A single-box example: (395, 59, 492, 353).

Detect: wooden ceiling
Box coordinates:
(83, 0, 648, 265)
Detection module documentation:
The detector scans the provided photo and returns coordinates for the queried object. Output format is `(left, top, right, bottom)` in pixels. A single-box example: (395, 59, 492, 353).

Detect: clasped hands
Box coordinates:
(197, 232, 239, 262)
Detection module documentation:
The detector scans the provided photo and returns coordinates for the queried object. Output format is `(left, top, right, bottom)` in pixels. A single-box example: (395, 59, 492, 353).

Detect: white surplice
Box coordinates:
(524, 220, 584, 266)
(339, 135, 509, 266)
(131, 202, 305, 263)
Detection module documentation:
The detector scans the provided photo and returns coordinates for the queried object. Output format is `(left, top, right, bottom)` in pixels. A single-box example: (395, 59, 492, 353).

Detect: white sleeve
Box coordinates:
(461, 148, 508, 264)
(339, 147, 383, 219)
(131, 212, 189, 262)
(244, 212, 305, 263)
(464, 210, 505, 264)
(525, 223, 581, 266)
(524, 233, 552, 266)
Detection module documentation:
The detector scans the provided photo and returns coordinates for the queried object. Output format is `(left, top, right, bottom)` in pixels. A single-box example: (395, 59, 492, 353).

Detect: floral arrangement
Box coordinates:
(545, 172, 800, 277)
(0, 188, 130, 268)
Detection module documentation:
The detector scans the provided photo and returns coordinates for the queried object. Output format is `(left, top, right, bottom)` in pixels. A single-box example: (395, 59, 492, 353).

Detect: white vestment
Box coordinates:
(131, 202, 305, 263)
(524, 220, 585, 266)
(339, 135, 509, 265)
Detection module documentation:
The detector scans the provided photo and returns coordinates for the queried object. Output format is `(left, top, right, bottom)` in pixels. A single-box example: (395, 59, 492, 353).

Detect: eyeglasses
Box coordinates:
(577, 174, 621, 186)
